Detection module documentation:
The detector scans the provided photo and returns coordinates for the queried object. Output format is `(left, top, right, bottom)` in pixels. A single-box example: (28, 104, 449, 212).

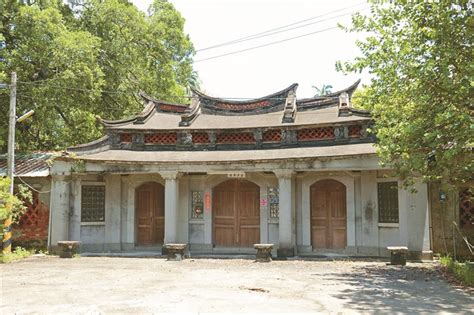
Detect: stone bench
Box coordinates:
(254, 244, 274, 262)
(57, 241, 81, 258)
(164, 243, 187, 261)
(387, 246, 409, 266)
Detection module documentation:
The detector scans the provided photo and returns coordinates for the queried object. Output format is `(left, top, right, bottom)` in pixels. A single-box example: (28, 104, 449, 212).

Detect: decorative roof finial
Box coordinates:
(338, 92, 351, 117)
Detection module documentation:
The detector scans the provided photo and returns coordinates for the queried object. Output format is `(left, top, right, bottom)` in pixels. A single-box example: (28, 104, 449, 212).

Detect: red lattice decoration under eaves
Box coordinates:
(120, 133, 132, 143)
(158, 104, 186, 113)
(297, 127, 334, 141)
(348, 125, 362, 138)
(144, 133, 177, 144)
(15, 191, 49, 241)
(217, 132, 255, 144)
(262, 129, 281, 142)
(192, 132, 210, 144)
(215, 101, 271, 111)
(459, 188, 473, 228)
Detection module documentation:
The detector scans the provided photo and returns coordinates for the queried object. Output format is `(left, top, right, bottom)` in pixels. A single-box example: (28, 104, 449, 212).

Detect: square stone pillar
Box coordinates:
(160, 171, 180, 247)
(274, 170, 295, 257)
(49, 175, 71, 250)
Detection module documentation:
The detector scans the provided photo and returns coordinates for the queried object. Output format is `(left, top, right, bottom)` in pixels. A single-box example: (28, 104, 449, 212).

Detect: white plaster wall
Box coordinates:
(49, 176, 70, 246)
(360, 171, 379, 251)
(104, 174, 121, 250)
(405, 182, 430, 252)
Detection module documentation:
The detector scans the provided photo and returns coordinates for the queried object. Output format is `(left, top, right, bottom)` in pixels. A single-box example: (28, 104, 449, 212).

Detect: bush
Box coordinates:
(440, 255, 474, 286)
(0, 246, 34, 263)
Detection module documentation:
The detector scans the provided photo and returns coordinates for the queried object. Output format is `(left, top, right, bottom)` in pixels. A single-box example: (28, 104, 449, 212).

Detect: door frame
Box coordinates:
(310, 179, 347, 249)
(211, 178, 261, 247)
(301, 174, 356, 250)
(134, 181, 165, 246)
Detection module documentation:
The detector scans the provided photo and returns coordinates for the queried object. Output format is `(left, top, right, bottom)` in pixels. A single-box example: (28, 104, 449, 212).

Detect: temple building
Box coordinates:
(49, 80, 433, 259)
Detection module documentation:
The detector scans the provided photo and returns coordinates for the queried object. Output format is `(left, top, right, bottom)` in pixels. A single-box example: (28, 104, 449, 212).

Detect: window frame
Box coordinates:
(377, 179, 400, 225)
(80, 182, 106, 224)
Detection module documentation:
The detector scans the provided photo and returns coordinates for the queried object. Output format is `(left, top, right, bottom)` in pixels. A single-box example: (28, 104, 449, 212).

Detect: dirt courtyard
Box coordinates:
(1, 256, 473, 314)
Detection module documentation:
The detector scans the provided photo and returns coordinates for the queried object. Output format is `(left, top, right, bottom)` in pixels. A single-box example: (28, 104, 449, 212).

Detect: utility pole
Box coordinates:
(3, 72, 16, 254)
(7, 72, 17, 194)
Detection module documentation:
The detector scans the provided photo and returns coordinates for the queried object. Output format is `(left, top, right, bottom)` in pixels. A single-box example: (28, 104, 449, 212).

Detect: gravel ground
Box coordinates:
(1, 256, 473, 314)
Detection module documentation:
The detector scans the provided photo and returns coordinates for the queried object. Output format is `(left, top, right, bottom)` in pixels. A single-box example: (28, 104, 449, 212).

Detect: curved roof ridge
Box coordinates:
(100, 92, 189, 127)
(298, 79, 361, 104)
(139, 92, 189, 110)
(191, 83, 298, 105)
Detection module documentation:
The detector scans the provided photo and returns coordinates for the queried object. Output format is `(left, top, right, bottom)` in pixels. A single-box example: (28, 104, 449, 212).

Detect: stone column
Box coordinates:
(274, 170, 295, 257)
(160, 171, 180, 247)
(69, 177, 81, 242)
(49, 175, 71, 251)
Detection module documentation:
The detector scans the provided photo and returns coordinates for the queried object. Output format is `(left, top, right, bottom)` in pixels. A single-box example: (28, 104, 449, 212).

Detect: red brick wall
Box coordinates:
(15, 191, 49, 243)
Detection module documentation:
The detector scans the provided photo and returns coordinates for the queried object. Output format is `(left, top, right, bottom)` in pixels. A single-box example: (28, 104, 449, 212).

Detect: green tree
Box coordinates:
(337, 1, 473, 188)
(312, 84, 333, 96)
(0, 0, 195, 151)
(0, 178, 31, 224)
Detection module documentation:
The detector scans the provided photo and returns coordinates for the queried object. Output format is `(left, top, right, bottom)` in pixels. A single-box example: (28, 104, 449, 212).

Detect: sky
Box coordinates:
(131, 0, 371, 99)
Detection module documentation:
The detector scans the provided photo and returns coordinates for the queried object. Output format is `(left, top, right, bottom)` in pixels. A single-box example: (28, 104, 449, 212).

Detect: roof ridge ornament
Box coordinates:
(338, 92, 351, 117)
(179, 94, 201, 127)
(282, 89, 297, 123)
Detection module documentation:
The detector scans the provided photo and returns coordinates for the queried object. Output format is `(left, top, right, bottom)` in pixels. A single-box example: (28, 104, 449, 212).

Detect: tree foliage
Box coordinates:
(0, 0, 195, 151)
(338, 1, 473, 187)
(312, 84, 333, 96)
(0, 177, 31, 223)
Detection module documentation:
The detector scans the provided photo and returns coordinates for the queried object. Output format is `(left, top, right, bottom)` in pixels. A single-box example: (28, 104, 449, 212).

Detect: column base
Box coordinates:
(277, 247, 295, 258)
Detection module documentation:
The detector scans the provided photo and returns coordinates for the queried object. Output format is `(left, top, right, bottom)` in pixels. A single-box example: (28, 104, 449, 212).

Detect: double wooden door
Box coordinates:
(213, 179, 260, 247)
(136, 182, 165, 245)
(310, 179, 347, 249)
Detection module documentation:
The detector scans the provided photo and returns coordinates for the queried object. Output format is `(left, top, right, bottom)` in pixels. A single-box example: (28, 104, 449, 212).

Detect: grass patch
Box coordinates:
(440, 255, 474, 286)
(0, 246, 34, 264)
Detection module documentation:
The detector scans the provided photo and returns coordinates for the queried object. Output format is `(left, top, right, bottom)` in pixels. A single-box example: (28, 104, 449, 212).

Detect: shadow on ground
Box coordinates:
(324, 264, 473, 313)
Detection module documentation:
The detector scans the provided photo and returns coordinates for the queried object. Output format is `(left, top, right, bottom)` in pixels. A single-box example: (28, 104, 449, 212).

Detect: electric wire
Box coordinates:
(194, 26, 339, 63)
(196, 2, 367, 52)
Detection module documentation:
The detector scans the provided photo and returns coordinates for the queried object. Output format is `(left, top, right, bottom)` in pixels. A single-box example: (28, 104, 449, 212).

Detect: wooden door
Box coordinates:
(213, 179, 260, 246)
(310, 179, 346, 249)
(136, 182, 164, 245)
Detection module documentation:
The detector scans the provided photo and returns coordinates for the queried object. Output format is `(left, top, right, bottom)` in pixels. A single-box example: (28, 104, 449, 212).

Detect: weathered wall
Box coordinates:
(430, 182, 473, 259)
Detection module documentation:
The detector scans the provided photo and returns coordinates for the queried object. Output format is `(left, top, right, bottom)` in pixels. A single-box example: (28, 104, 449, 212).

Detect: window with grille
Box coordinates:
(81, 185, 105, 222)
(268, 187, 279, 218)
(459, 188, 473, 229)
(191, 191, 204, 219)
(377, 181, 399, 223)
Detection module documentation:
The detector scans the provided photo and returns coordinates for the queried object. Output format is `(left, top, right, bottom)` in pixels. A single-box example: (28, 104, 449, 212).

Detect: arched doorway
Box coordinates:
(213, 179, 260, 247)
(135, 182, 165, 245)
(310, 179, 347, 249)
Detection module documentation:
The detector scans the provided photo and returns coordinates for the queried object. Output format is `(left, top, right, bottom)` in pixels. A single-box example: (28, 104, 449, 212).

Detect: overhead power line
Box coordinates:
(194, 26, 339, 63)
(196, 2, 367, 52)
(196, 10, 363, 54)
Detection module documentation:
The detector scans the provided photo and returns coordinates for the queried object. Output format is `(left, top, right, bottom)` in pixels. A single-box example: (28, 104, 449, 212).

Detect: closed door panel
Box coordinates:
(213, 179, 260, 247)
(311, 180, 347, 249)
(136, 182, 164, 245)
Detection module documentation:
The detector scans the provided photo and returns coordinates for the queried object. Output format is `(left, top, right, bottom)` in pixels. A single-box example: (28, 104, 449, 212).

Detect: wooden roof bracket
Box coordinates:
(282, 89, 297, 123)
(179, 95, 201, 127)
(338, 92, 352, 117)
